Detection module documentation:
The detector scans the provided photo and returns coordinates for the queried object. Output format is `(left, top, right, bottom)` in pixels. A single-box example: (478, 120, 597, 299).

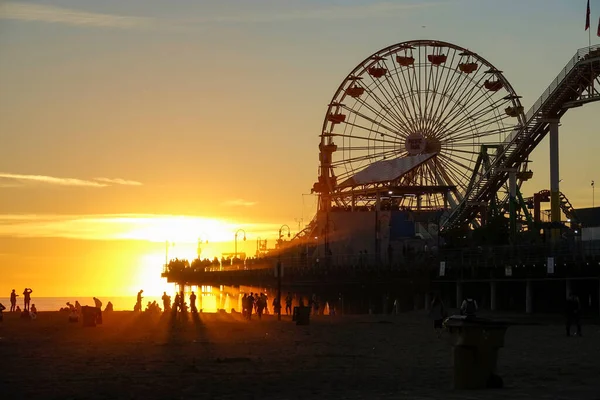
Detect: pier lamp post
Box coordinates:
(277, 224, 291, 321)
(234, 229, 246, 259)
(197, 235, 209, 259)
(164, 240, 175, 273)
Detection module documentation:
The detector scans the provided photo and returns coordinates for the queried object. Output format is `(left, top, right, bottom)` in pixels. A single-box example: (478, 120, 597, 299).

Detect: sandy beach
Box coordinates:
(1, 311, 599, 399)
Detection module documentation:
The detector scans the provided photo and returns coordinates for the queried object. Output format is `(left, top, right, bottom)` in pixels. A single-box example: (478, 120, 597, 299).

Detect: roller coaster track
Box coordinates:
(443, 45, 600, 231)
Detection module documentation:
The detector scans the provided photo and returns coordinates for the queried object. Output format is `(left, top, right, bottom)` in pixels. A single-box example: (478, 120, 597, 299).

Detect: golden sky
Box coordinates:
(1, 0, 599, 296)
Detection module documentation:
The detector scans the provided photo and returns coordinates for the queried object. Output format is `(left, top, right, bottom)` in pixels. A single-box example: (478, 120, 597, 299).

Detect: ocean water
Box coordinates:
(0, 294, 243, 312)
(0, 296, 163, 312)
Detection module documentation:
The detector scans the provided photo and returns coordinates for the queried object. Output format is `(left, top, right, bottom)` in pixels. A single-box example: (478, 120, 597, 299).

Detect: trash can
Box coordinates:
(444, 316, 509, 389)
(81, 306, 97, 327)
(293, 306, 310, 326)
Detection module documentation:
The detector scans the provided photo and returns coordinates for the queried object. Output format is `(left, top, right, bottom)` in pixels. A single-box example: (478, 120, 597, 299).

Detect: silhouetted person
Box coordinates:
(0, 302, 5, 322)
(242, 294, 248, 318)
(93, 297, 103, 324)
(256, 293, 265, 319)
(30, 304, 37, 320)
(460, 297, 478, 317)
(566, 294, 582, 337)
(135, 290, 143, 312)
(190, 291, 197, 313)
(93, 297, 102, 309)
(10, 289, 18, 312)
(23, 288, 33, 311)
(247, 293, 255, 320)
(104, 302, 114, 312)
(162, 291, 171, 312)
(173, 292, 181, 313)
(285, 292, 292, 315)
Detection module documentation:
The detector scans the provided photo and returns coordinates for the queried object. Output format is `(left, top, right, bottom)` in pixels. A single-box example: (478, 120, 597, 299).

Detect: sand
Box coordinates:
(1, 311, 599, 399)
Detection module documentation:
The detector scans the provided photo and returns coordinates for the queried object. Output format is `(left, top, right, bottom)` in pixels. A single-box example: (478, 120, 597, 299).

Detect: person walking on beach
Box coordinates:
(23, 288, 33, 312)
(566, 294, 582, 337)
(173, 292, 181, 313)
(190, 291, 197, 313)
(162, 292, 171, 313)
(247, 293, 255, 320)
(0, 302, 5, 322)
(135, 290, 143, 312)
(10, 289, 18, 312)
(285, 292, 292, 315)
(429, 295, 447, 338)
(93, 297, 103, 324)
(93, 297, 102, 309)
(241, 294, 248, 318)
(256, 293, 265, 319)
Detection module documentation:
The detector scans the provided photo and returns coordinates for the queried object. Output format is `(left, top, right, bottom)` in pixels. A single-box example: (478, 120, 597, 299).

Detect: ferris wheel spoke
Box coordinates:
(443, 94, 509, 134)
(362, 67, 410, 126)
(388, 60, 422, 131)
(424, 49, 458, 130)
(382, 63, 422, 134)
(427, 66, 487, 133)
(435, 80, 491, 135)
(444, 112, 513, 143)
(433, 70, 491, 129)
(340, 105, 405, 136)
(440, 80, 506, 135)
(330, 148, 404, 168)
(367, 71, 417, 135)
(353, 82, 415, 135)
(337, 145, 400, 152)
(330, 131, 405, 147)
(426, 76, 490, 138)
(445, 123, 515, 144)
(343, 96, 412, 137)
(439, 106, 507, 143)
(435, 158, 470, 192)
(437, 152, 475, 179)
(441, 150, 477, 166)
(438, 160, 470, 193)
(423, 53, 461, 134)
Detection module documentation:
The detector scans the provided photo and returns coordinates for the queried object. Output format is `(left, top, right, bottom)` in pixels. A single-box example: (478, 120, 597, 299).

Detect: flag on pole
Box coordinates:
(585, 0, 590, 30)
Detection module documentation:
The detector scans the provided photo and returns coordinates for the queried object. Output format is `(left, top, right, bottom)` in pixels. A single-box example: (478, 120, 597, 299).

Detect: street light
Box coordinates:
(234, 229, 246, 258)
(276, 224, 291, 321)
(197, 235, 209, 259)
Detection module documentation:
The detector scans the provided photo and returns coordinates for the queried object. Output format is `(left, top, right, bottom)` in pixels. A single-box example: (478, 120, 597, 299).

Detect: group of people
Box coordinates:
(0, 288, 37, 320)
(241, 292, 271, 320)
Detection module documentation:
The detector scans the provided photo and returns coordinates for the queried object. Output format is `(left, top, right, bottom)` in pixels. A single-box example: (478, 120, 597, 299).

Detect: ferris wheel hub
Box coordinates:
(405, 133, 441, 155)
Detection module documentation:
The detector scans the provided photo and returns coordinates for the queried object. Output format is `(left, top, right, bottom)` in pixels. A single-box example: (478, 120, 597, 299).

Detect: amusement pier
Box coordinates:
(163, 40, 600, 316)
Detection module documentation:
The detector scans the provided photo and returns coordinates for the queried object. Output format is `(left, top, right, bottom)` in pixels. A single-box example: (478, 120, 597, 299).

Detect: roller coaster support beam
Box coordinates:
(548, 119, 561, 240)
(509, 169, 517, 241)
(500, 168, 518, 241)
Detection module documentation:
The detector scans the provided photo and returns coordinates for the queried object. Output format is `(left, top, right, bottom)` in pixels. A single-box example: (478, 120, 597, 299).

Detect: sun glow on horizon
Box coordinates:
(0, 214, 288, 244)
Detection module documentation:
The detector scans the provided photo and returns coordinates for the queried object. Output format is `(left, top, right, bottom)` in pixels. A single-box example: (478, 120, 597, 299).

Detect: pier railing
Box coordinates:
(162, 241, 600, 285)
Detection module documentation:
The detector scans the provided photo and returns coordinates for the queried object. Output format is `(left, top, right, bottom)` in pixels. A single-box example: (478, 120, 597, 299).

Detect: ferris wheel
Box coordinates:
(315, 40, 527, 211)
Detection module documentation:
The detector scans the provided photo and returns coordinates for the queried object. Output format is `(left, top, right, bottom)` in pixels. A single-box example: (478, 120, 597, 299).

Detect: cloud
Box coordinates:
(222, 199, 257, 207)
(94, 177, 143, 186)
(0, 173, 142, 188)
(203, 1, 450, 23)
(0, 2, 153, 29)
(0, 213, 283, 243)
(0, 1, 450, 31)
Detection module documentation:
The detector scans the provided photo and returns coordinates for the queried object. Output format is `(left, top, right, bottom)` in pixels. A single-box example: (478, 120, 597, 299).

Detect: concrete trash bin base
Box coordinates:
(445, 316, 508, 389)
